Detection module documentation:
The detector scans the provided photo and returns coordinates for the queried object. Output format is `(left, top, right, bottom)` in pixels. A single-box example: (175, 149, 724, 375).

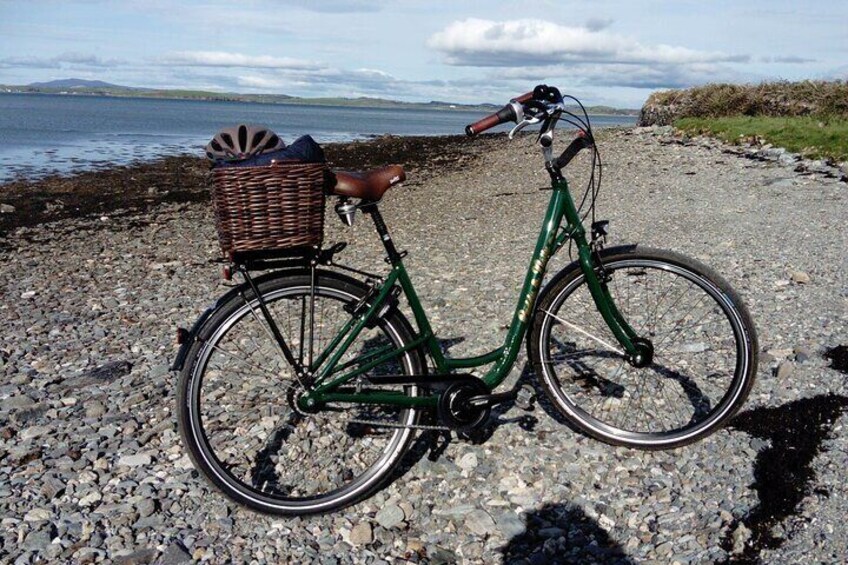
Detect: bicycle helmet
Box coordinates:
(205, 124, 285, 162)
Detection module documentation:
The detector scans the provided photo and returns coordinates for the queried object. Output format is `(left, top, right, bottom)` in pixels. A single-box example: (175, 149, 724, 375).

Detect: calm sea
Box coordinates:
(0, 93, 635, 182)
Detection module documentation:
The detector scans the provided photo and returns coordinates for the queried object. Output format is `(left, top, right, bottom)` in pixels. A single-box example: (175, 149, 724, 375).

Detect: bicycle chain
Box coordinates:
(348, 418, 450, 432)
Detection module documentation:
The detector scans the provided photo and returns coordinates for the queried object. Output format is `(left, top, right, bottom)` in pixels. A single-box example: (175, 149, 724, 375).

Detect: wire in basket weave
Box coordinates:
(210, 162, 328, 260)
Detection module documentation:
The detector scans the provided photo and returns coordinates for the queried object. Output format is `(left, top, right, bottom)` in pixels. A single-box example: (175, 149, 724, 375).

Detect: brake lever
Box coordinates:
(508, 115, 542, 139)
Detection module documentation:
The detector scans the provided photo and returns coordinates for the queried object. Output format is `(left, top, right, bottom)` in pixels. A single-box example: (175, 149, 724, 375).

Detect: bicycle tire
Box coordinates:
(528, 245, 757, 449)
(177, 270, 425, 515)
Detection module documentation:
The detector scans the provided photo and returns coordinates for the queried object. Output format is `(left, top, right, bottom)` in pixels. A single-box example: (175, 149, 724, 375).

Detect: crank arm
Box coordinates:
(466, 390, 518, 409)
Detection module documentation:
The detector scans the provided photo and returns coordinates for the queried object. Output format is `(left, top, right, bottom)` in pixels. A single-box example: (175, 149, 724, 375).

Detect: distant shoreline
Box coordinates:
(0, 88, 640, 117)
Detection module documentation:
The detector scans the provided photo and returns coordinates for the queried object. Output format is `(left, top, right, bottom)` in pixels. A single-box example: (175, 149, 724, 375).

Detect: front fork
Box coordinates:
(552, 177, 649, 365)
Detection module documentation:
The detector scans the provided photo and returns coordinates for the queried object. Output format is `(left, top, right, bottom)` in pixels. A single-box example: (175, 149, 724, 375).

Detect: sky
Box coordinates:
(1, 0, 846, 108)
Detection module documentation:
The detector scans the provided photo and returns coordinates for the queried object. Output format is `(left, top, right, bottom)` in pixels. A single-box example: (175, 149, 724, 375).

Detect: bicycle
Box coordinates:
(174, 85, 758, 516)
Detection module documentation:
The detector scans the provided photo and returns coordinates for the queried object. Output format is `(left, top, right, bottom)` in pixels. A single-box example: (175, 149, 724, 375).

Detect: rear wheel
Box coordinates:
(177, 271, 425, 515)
(529, 246, 757, 449)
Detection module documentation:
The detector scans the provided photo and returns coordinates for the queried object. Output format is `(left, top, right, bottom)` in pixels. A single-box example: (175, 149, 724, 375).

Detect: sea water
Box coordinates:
(0, 93, 635, 182)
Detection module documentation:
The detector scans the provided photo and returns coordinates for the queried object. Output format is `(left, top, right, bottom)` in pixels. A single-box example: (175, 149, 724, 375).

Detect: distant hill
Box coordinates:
(2, 78, 639, 115)
(28, 78, 127, 89)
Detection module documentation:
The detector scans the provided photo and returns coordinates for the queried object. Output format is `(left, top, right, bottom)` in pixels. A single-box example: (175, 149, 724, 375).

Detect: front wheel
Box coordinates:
(528, 245, 757, 449)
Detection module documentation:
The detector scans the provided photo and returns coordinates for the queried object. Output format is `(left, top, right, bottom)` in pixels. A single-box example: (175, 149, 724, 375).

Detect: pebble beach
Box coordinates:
(1, 128, 847, 564)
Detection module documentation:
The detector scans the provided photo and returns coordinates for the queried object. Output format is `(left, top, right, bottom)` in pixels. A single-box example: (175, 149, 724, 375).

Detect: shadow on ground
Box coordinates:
(720, 393, 848, 563)
(501, 503, 635, 565)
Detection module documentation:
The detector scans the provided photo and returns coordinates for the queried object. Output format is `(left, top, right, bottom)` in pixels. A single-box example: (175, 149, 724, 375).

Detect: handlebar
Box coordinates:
(465, 91, 533, 136)
(465, 84, 595, 172)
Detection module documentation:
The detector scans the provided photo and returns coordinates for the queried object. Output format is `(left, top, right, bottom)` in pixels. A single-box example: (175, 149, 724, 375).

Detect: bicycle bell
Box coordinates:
(335, 198, 357, 226)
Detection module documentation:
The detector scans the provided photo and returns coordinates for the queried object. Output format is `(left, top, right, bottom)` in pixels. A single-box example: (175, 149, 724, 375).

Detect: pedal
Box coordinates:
(514, 386, 536, 411)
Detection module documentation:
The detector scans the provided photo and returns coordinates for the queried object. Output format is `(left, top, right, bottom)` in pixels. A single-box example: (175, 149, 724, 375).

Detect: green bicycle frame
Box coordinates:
(299, 175, 640, 410)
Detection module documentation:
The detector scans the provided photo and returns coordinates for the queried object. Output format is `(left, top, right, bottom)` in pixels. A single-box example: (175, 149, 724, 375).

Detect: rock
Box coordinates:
(75, 548, 104, 564)
(118, 453, 152, 467)
(159, 543, 192, 564)
(775, 361, 795, 380)
(496, 512, 526, 538)
(20, 290, 36, 299)
(84, 400, 107, 419)
(779, 153, 799, 166)
(0, 394, 35, 413)
(375, 504, 405, 529)
(791, 271, 811, 284)
(23, 523, 57, 551)
(150, 260, 183, 271)
(78, 491, 102, 507)
(349, 522, 373, 545)
(794, 347, 813, 363)
(0, 203, 15, 213)
(457, 452, 478, 471)
(599, 513, 616, 530)
(405, 539, 426, 558)
(429, 547, 458, 565)
(24, 508, 52, 522)
(137, 498, 157, 518)
(465, 509, 497, 536)
(113, 549, 158, 565)
(731, 523, 752, 554)
(20, 425, 51, 440)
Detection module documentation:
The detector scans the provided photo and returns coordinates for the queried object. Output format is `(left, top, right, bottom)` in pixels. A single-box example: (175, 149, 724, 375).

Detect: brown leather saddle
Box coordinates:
(330, 165, 405, 201)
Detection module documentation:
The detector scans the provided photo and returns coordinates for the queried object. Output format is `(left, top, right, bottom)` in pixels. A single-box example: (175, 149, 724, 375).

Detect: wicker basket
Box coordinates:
(210, 162, 327, 260)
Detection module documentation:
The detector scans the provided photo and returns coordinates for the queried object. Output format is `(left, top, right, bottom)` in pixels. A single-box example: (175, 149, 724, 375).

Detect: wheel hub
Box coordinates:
(629, 337, 654, 368)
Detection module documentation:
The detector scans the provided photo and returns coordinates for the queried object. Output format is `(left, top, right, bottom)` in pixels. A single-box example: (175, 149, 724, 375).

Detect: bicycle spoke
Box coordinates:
(543, 309, 625, 356)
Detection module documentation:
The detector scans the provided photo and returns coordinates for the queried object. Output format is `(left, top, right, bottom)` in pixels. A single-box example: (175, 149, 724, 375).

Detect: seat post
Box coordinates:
(363, 203, 403, 264)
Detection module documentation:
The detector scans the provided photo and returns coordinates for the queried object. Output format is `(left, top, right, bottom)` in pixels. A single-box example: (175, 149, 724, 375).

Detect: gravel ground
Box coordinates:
(1, 127, 846, 564)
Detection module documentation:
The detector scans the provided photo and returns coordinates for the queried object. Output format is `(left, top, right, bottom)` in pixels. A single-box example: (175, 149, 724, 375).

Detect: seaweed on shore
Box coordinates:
(0, 134, 498, 236)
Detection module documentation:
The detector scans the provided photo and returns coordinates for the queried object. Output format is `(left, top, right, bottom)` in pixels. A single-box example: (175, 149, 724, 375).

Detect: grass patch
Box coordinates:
(675, 116, 848, 162)
(648, 81, 848, 118)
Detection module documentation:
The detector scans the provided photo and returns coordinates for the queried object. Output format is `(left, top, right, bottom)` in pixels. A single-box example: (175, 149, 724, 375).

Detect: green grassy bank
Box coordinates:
(639, 80, 848, 162)
(675, 115, 848, 162)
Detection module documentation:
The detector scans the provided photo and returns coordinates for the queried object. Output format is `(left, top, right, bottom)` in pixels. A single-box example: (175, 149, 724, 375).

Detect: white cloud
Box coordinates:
(0, 52, 124, 70)
(428, 19, 749, 67)
(160, 51, 325, 71)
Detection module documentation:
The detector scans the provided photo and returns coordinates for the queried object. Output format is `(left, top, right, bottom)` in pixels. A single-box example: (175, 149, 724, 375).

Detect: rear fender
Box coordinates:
(170, 269, 313, 372)
(170, 268, 399, 371)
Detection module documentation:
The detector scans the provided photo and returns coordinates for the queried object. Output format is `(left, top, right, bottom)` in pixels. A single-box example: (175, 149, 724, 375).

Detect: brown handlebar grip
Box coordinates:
(465, 113, 504, 136)
(465, 91, 536, 136)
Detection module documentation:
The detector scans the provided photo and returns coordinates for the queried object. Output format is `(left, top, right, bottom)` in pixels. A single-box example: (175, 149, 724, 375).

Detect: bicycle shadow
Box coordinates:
(501, 503, 635, 564)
